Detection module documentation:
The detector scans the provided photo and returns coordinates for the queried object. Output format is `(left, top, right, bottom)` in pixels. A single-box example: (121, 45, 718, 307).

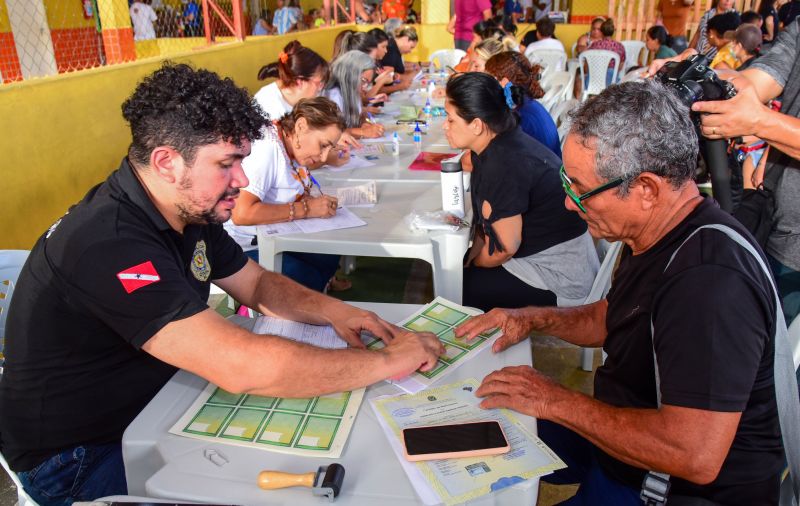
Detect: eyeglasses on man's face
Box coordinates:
(559, 165, 625, 213)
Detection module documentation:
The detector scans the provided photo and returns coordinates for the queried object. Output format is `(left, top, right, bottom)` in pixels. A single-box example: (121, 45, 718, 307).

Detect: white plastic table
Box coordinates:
(257, 182, 470, 304)
(122, 302, 539, 506)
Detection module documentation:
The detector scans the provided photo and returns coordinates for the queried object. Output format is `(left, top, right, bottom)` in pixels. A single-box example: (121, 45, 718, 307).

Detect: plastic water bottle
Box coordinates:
(423, 98, 432, 121)
(391, 131, 400, 156)
(413, 123, 422, 152)
(440, 154, 465, 218)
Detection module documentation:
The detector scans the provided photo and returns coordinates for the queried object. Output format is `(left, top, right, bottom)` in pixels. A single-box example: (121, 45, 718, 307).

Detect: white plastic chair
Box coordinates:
(525, 48, 567, 84)
(538, 70, 571, 112)
(0, 250, 38, 505)
(579, 240, 623, 371)
(0, 250, 30, 375)
(578, 49, 620, 101)
(550, 98, 580, 128)
(620, 40, 648, 73)
(429, 49, 466, 71)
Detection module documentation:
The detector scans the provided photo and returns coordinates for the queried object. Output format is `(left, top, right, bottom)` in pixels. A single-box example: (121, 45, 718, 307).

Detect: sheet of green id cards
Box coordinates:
(362, 297, 502, 394)
(169, 382, 365, 458)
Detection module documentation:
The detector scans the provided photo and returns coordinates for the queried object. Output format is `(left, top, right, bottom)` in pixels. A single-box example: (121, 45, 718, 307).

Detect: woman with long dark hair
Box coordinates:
(255, 41, 329, 121)
(484, 51, 561, 158)
(443, 73, 598, 311)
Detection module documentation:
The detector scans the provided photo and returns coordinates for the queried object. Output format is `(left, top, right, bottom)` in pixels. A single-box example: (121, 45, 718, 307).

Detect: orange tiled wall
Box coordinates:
(50, 27, 103, 72)
(572, 15, 607, 24)
(0, 31, 21, 83)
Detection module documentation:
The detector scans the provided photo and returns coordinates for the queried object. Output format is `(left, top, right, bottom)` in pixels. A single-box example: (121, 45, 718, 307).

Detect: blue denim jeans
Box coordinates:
(18, 443, 127, 506)
(245, 249, 340, 293)
(538, 420, 642, 505)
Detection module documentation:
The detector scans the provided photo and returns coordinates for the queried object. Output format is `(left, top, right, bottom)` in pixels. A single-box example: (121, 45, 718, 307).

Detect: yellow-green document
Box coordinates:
(169, 382, 365, 458)
(371, 379, 566, 505)
(363, 297, 503, 393)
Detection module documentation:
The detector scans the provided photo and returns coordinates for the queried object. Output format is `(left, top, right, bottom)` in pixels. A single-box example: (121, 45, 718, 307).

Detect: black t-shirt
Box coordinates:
(597, 198, 783, 503)
(0, 158, 248, 471)
(470, 126, 586, 257)
(380, 37, 405, 74)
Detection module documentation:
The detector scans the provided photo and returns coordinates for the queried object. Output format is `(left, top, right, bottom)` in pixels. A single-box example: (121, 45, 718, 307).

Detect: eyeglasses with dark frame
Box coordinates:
(559, 165, 625, 213)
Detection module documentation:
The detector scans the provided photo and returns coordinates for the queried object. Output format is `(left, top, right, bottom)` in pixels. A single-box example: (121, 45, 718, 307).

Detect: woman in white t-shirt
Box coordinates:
(255, 41, 329, 121)
(224, 97, 350, 292)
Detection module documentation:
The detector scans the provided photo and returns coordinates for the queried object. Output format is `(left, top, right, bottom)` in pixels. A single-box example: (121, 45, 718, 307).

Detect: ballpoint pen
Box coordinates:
(309, 173, 324, 196)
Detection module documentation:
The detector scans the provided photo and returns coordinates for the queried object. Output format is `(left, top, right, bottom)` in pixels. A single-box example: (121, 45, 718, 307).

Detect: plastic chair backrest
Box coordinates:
(429, 49, 466, 70)
(550, 98, 580, 128)
(578, 49, 620, 100)
(620, 40, 648, 72)
(0, 450, 39, 506)
(0, 250, 30, 373)
(525, 48, 567, 81)
(538, 70, 571, 111)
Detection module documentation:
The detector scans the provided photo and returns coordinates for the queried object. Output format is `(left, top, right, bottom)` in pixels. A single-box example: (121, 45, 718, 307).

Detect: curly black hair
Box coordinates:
(122, 63, 266, 167)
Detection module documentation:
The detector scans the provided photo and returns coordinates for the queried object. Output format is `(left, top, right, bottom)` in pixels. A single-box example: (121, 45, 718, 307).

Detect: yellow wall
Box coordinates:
(0, 26, 349, 249)
(1, 20, 591, 248)
(572, 0, 608, 16)
(0, 0, 10, 32)
(44, 0, 96, 30)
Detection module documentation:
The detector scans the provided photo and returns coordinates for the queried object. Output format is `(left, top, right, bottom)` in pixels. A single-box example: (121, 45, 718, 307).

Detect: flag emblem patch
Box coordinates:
(117, 261, 160, 294)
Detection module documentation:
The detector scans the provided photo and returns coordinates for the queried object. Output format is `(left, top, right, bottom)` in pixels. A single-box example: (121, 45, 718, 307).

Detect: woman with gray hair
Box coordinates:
(324, 50, 385, 139)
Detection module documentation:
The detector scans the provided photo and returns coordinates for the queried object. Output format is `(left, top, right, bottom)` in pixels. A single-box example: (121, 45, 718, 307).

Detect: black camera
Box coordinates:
(656, 53, 737, 109)
(656, 53, 737, 213)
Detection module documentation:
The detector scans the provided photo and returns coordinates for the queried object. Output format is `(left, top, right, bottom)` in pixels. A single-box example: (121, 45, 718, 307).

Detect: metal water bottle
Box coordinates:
(440, 154, 465, 218)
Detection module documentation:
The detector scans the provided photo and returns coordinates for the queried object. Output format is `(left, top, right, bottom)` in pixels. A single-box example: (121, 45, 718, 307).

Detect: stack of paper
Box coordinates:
(370, 379, 566, 505)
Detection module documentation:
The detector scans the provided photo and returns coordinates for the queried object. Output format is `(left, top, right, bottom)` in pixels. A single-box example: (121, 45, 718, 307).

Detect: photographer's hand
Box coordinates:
(641, 48, 698, 78)
(693, 68, 800, 161)
(691, 71, 769, 140)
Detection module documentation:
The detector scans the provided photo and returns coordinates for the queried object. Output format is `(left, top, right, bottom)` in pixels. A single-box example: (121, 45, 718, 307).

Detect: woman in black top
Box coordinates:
(444, 73, 598, 311)
(758, 0, 779, 42)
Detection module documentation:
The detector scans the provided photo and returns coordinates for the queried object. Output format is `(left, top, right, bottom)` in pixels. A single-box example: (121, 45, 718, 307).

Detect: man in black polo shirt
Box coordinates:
(0, 64, 444, 505)
(456, 81, 784, 503)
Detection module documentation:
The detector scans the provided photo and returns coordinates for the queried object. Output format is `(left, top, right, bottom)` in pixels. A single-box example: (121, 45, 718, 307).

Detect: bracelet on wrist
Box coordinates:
(302, 199, 309, 217)
(288, 202, 295, 221)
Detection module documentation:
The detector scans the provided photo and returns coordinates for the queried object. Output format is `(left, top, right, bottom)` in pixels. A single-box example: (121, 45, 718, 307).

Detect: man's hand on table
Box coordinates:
(454, 308, 534, 353)
(382, 330, 445, 377)
(329, 305, 400, 348)
(476, 365, 565, 418)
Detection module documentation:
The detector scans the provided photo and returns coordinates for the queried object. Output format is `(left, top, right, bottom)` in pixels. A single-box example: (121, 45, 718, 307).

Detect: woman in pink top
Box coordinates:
(448, 0, 493, 51)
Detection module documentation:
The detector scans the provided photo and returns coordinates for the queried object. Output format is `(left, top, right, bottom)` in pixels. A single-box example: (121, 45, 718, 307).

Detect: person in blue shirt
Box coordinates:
(182, 0, 201, 36)
(484, 51, 562, 158)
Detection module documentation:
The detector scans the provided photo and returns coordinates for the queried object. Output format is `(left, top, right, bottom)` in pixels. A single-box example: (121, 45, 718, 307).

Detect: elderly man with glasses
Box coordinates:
(455, 80, 784, 504)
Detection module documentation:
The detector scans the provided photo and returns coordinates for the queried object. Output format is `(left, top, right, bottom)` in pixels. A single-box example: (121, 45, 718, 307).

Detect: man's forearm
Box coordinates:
(546, 389, 721, 482)
(251, 268, 343, 326)
(523, 300, 607, 347)
(755, 107, 800, 161)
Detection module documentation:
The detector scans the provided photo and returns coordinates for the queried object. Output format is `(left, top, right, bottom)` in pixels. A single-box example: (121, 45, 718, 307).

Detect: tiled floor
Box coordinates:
(0, 257, 599, 505)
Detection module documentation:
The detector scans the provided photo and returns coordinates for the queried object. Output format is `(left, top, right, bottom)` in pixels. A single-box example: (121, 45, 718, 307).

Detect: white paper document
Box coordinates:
(253, 315, 348, 349)
(334, 181, 377, 207)
(325, 154, 376, 171)
(258, 206, 366, 237)
(370, 379, 566, 505)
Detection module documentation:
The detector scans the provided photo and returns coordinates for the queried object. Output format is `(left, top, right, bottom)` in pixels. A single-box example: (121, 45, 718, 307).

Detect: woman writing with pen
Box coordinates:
(224, 97, 351, 293)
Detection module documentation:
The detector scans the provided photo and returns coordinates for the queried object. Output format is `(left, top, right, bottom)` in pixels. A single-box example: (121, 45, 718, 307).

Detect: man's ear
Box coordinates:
(635, 172, 662, 211)
(149, 146, 181, 184)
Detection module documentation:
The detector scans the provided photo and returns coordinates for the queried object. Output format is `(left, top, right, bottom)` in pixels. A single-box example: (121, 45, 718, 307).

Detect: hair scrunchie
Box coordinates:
(503, 82, 515, 109)
(278, 51, 289, 64)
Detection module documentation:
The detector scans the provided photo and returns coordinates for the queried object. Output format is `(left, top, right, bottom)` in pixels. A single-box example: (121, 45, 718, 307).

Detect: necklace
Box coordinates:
(274, 122, 312, 198)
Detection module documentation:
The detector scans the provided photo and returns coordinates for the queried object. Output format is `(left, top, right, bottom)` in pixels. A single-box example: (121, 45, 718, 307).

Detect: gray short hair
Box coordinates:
(568, 80, 698, 195)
